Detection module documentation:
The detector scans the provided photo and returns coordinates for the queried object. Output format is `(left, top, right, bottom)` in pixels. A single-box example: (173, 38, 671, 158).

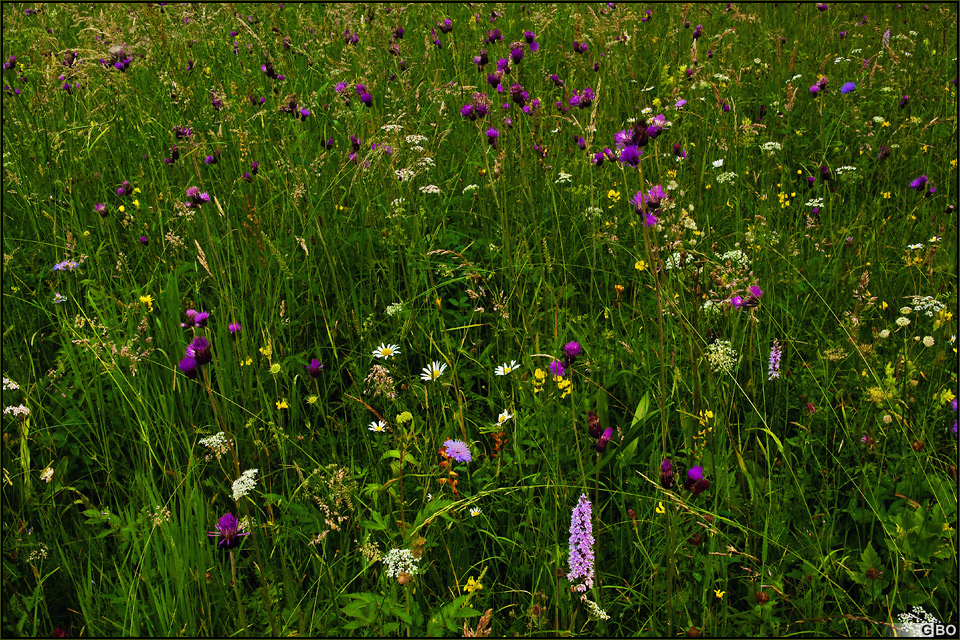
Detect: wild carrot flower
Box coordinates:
(208, 512, 249, 549)
(443, 439, 472, 463)
(231, 468, 259, 501)
(567, 494, 595, 592)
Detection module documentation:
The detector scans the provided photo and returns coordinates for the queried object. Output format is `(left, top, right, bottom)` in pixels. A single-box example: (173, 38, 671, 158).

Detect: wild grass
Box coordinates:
(2, 3, 957, 637)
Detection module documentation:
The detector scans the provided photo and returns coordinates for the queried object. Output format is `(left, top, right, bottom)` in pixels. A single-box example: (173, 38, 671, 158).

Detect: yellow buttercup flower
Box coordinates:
(276, 399, 289, 410)
(635, 260, 648, 271)
(139, 294, 154, 312)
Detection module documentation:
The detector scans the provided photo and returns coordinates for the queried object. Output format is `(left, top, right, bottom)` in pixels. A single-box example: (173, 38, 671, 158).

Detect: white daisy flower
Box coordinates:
(495, 360, 519, 376)
(369, 420, 389, 433)
(470, 507, 482, 517)
(373, 343, 400, 359)
(497, 410, 513, 425)
(420, 361, 448, 382)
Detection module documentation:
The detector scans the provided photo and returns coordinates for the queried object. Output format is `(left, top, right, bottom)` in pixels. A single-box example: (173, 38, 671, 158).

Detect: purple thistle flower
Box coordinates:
(359, 92, 372, 107)
(228, 323, 242, 336)
(550, 73, 564, 87)
(208, 512, 249, 550)
(178, 356, 198, 378)
(768, 339, 782, 380)
(185, 186, 210, 207)
(548, 360, 566, 377)
(175, 126, 193, 139)
(575, 136, 587, 150)
(439, 18, 453, 34)
(595, 426, 613, 452)
(186, 336, 212, 365)
(685, 466, 710, 496)
(306, 358, 324, 378)
(443, 439, 472, 463)
(485, 127, 499, 148)
(587, 411, 603, 439)
(567, 494, 595, 593)
(139, 236, 148, 245)
(619, 145, 642, 167)
(204, 154, 217, 165)
(909, 175, 928, 190)
(660, 458, 675, 489)
(117, 181, 132, 197)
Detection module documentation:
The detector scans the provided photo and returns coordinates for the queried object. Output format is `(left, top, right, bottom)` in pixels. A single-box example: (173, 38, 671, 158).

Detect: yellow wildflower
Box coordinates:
(655, 501, 666, 514)
(139, 294, 154, 312)
(715, 589, 725, 599)
(464, 577, 483, 594)
(259, 345, 272, 357)
(276, 399, 289, 410)
(635, 260, 647, 271)
(269, 363, 281, 375)
(306, 395, 318, 404)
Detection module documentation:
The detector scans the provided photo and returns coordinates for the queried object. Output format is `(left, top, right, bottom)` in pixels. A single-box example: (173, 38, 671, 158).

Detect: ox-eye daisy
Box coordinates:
(373, 343, 400, 359)
(420, 361, 448, 382)
(495, 360, 519, 376)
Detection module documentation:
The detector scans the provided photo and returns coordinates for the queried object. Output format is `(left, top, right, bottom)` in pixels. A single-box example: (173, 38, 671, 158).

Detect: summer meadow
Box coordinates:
(2, 3, 957, 637)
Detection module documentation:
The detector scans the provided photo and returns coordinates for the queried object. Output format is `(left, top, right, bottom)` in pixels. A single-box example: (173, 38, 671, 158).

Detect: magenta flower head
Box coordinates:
(567, 494, 595, 592)
(485, 127, 499, 148)
(94, 203, 107, 217)
(548, 360, 566, 377)
(306, 358, 324, 378)
(685, 465, 710, 496)
(619, 144, 642, 167)
(178, 356, 198, 378)
(228, 322, 242, 335)
(182, 309, 210, 329)
(810, 84, 820, 95)
(208, 512, 249, 550)
(186, 336, 212, 366)
(587, 411, 603, 439)
(185, 187, 210, 208)
(563, 341, 582, 365)
(675, 98, 687, 109)
(900, 94, 909, 108)
(909, 175, 928, 190)
(117, 181, 132, 197)
(660, 458, 675, 489)
(595, 426, 613, 452)
(443, 439, 472, 463)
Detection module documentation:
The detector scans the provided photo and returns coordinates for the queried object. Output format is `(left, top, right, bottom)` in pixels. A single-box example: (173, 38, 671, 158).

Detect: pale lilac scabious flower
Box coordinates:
(768, 339, 782, 380)
(443, 439, 472, 463)
(567, 493, 595, 593)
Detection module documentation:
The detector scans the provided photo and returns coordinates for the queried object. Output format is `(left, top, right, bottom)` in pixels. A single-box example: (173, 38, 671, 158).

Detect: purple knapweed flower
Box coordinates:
(228, 322, 242, 335)
(94, 203, 106, 216)
(306, 358, 324, 378)
(899, 94, 909, 108)
(660, 458, 675, 489)
(567, 494, 595, 592)
(595, 427, 613, 452)
(840, 81, 856, 94)
(175, 126, 193, 139)
(185, 186, 210, 208)
(619, 145, 642, 167)
(178, 356, 198, 378)
(186, 336, 212, 366)
(139, 236, 148, 245)
(443, 439, 472, 463)
(564, 341, 582, 365)
(485, 127, 499, 148)
(509, 44, 524, 64)
(909, 175, 928, 190)
(208, 512, 249, 549)
(575, 136, 586, 150)
(685, 465, 710, 496)
(548, 360, 566, 378)
(439, 18, 453, 34)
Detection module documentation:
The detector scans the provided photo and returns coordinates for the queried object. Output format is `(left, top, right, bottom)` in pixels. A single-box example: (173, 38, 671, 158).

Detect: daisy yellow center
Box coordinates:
(381, 348, 393, 356)
(431, 370, 441, 379)
(503, 366, 513, 374)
